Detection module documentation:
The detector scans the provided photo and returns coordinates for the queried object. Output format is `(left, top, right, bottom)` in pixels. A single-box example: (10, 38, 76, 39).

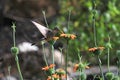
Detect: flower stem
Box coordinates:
(51, 45, 54, 65)
(15, 55, 23, 80)
(42, 11, 49, 28)
(77, 49, 81, 63)
(12, 23, 16, 47)
(92, 0, 97, 47)
(65, 9, 71, 80)
(107, 48, 110, 72)
(51, 41, 56, 70)
(8, 66, 11, 80)
(42, 42, 48, 66)
(107, 35, 111, 72)
(11, 23, 23, 80)
(59, 48, 63, 66)
(97, 56, 104, 80)
(67, 9, 71, 33)
(65, 40, 69, 80)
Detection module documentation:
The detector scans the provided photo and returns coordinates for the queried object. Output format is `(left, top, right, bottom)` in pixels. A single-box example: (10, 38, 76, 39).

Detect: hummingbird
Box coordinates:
(31, 21, 60, 45)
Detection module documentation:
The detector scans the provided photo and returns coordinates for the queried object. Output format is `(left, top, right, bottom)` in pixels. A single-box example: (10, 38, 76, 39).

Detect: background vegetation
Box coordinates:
(0, 0, 120, 79)
(49, 0, 120, 64)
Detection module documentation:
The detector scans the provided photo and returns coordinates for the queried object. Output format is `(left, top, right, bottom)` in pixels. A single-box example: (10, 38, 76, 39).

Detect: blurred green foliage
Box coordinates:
(50, 0, 120, 64)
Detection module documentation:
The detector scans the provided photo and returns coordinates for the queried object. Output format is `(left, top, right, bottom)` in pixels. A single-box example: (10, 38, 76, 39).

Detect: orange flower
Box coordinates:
(49, 64, 55, 68)
(73, 64, 79, 72)
(60, 33, 76, 40)
(88, 46, 105, 55)
(98, 47, 105, 50)
(47, 74, 60, 80)
(42, 64, 55, 71)
(47, 76, 52, 80)
(55, 68, 66, 79)
(70, 34, 76, 40)
(60, 33, 67, 37)
(88, 47, 98, 52)
(85, 66, 90, 69)
(52, 37, 59, 40)
(42, 66, 49, 71)
(73, 63, 90, 72)
(52, 74, 59, 79)
(88, 47, 105, 52)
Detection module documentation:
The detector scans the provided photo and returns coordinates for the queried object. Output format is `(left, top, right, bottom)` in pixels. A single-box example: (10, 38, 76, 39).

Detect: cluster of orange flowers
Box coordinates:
(73, 63, 90, 72)
(52, 37, 59, 41)
(56, 68, 66, 78)
(42, 64, 55, 71)
(42, 64, 66, 80)
(88, 46, 105, 55)
(73, 64, 79, 72)
(47, 73, 66, 80)
(88, 47, 105, 52)
(47, 33, 76, 43)
(60, 33, 76, 40)
(47, 74, 59, 80)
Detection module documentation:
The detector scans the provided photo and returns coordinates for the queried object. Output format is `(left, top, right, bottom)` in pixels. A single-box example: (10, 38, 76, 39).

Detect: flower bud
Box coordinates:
(48, 68, 55, 75)
(11, 47, 19, 55)
(56, 68, 66, 75)
(105, 72, 114, 80)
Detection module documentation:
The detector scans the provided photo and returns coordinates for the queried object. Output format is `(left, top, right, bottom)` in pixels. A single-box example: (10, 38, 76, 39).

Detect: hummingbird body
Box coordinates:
(31, 21, 59, 45)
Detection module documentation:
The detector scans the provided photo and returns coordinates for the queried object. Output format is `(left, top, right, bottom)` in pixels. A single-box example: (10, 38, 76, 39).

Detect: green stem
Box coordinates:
(67, 9, 71, 33)
(97, 56, 104, 80)
(77, 51, 81, 63)
(107, 48, 110, 72)
(59, 48, 63, 66)
(65, 9, 71, 80)
(92, 1, 97, 47)
(42, 11, 49, 28)
(93, 15, 97, 47)
(12, 24, 23, 80)
(15, 55, 23, 80)
(11, 23, 16, 47)
(12, 26, 16, 47)
(79, 68, 83, 80)
(51, 41, 56, 70)
(65, 40, 69, 80)
(51, 45, 54, 65)
(42, 42, 48, 66)
(107, 35, 111, 72)
(79, 71, 81, 80)
(8, 66, 11, 80)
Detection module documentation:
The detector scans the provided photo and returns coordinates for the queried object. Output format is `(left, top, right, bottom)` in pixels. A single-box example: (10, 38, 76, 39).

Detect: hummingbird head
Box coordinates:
(52, 27, 60, 34)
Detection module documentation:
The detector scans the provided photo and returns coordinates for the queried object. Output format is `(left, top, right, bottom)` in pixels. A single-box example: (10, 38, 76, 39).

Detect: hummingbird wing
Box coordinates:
(31, 21, 51, 38)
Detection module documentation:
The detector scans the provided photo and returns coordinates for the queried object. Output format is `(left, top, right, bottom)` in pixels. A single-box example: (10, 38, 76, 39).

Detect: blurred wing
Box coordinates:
(31, 21, 50, 38)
